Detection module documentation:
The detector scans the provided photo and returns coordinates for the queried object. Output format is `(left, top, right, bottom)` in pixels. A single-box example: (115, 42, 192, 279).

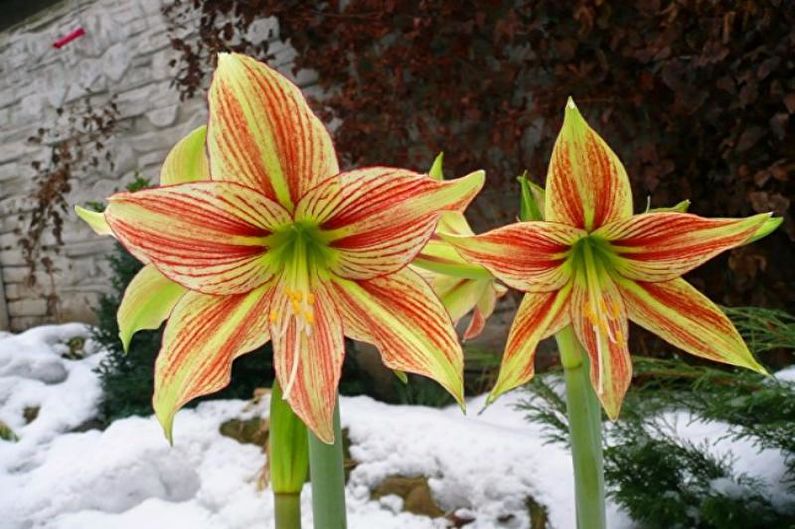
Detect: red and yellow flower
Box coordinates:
(412, 154, 506, 340)
(78, 53, 484, 443)
(443, 98, 775, 418)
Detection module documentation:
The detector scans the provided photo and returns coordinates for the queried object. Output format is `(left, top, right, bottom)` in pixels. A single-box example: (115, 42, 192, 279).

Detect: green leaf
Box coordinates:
(645, 199, 691, 214)
(429, 152, 445, 181)
(518, 171, 545, 221)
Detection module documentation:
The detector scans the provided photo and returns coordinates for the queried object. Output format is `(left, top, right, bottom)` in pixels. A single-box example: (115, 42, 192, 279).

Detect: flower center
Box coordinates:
(266, 221, 335, 398)
(568, 236, 624, 392)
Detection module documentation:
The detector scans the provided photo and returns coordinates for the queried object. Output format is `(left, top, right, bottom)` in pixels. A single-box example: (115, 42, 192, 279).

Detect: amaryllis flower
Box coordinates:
(81, 53, 484, 442)
(413, 154, 505, 340)
(443, 99, 774, 418)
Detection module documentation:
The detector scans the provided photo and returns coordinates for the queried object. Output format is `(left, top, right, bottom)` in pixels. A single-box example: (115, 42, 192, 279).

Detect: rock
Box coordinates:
(372, 475, 446, 518)
(70, 418, 105, 433)
(102, 43, 132, 82)
(0, 420, 18, 442)
(525, 496, 549, 529)
(23, 406, 39, 424)
(63, 336, 86, 359)
(341, 427, 357, 483)
(219, 417, 269, 448)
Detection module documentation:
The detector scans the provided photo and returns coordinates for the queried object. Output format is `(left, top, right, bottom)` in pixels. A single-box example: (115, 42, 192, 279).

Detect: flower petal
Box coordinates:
(436, 211, 475, 236)
(75, 205, 114, 236)
(297, 167, 484, 280)
(570, 268, 632, 420)
(465, 283, 507, 341)
(489, 287, 571, 402)
(747, 216, 782, 244)
(207, 53, 338, 210)
(118, 264, 186, 352)
(619, 278, 766, 373)
(463, 307, 487, 342)
(153, 283, 274, 441)
(105, 181, 291, 294)
(331, 268, 465, 406)
(270, 277, 344, 444)
(413, 238, 492, 280)
(597, 212, 772, 282)
(441, 221, 584, 292)
(545, 98, 633, 230)
(160, 126, 210, 185)
(427, 275, 487, 323)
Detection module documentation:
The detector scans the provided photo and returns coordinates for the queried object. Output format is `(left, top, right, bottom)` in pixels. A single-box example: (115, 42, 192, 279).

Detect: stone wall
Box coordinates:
(0, 0, 301, 331)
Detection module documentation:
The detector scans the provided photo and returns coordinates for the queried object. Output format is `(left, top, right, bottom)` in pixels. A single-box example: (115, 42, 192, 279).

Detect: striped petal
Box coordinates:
(489, 286, 571, 402)
(570, 267, 632, 420)
(118, 264, 186, 352)
(619, 278, 766, 373)
(104, 181, 291, 294)
(413, 238, 492, 280)
(597, 212, 772, 282)
(153, 283, 274, 441)
(463, 307, 487, 342)
(331, 268, 465, 406)
(207, 53, 338, 210)
(441, 221, 584, 292)
(159, 126, 210, 185)
(545, 99, 633, 231)
(271, 277, 344, 443)
(464, 282, 507, 341)
(436, 211, 475, 237)
(297, 167, 484, 280)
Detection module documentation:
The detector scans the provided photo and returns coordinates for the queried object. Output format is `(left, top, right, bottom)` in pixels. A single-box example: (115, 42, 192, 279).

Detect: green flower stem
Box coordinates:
(555, 326, 606, 529)
(274, 493, 302, 529)
(307, 398, 347, 529)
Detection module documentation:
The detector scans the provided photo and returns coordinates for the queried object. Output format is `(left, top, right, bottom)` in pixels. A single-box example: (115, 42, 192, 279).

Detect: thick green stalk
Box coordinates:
(307, 398, 347, 529)
(270, 381, 309, 529)
(555, 326, 606, 529)
(274, 493, 302, 529)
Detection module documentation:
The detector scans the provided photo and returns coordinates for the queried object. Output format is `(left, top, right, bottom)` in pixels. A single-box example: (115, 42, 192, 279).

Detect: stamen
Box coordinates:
(282, 328, 302, 400)
(593, 324, 605, 394)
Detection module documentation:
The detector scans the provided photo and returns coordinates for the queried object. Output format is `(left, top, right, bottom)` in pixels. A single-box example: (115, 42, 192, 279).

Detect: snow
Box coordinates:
(0, 324, 790, 529)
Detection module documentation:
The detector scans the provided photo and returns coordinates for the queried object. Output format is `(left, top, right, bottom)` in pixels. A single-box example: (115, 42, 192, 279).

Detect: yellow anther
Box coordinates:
(269, 309, 279, 323)
(305, 312, 315, 325)
(583, 303, 596, 323)
(306, 293, 315, 305)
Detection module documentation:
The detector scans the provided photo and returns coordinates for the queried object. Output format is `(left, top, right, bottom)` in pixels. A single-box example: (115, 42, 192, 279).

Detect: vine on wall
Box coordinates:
(17, 97, 119, 316)
(161, 0, 794, 321)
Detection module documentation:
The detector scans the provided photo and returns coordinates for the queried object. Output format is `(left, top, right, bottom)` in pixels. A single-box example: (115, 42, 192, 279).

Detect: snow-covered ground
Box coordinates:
(0, 324, 788, 529)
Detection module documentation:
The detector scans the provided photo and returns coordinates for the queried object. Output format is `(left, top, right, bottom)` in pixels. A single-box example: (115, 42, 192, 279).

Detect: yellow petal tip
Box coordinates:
(155, 411, 175, 446)
(566, 96, 577, 110)
(75, 205, 113, 237)
(457, 169, 486, 195)
(562, 97, 587, 136)
(118, 331, 131, 354)
(747, 359, 769, 377)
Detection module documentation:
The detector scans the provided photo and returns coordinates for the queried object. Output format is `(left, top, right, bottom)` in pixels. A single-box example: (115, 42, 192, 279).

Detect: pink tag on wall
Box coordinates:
(53, 28, 85, 49)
